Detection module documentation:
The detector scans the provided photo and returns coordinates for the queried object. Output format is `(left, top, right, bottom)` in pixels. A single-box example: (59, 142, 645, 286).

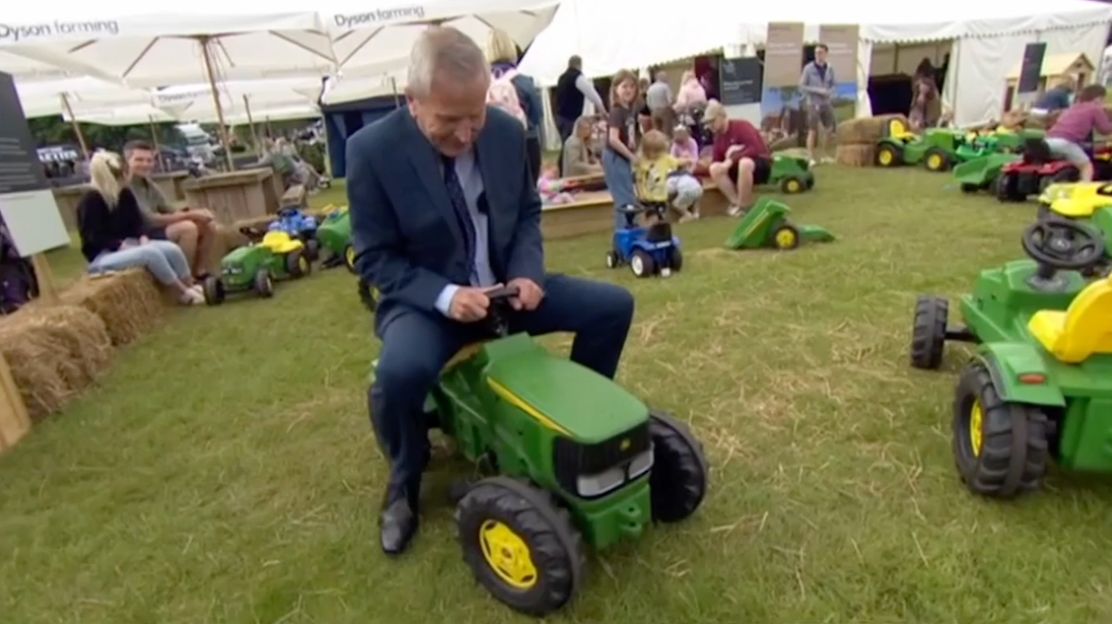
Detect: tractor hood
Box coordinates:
(482, 335, 648, 444)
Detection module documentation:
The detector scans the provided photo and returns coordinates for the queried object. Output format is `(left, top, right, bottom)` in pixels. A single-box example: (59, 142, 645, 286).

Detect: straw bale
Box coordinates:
(837, 114, 909, 146)
(836, 144, 877, 167)
(61, 269, 167, 346)
(0, 305, 111, 421)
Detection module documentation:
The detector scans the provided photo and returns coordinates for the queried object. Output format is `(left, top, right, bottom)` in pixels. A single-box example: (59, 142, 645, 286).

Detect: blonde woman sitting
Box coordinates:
(76, 151, 205, 305)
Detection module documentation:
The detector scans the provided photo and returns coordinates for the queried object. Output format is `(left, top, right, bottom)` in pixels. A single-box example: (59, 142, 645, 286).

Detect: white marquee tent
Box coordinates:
(519, 0, 1112, 127)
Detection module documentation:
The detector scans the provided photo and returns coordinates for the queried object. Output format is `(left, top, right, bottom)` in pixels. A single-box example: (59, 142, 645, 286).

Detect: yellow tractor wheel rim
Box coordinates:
(928, 154, 943, 170)
(345, 247, 356, 268)
(787, 179, 801, 193)
(299, 256, 310, 273)
(970, 399, 984, 457)
(479, 520, 538, 590)
(775, 229, 797, 249)
(879, 150, 893, 166)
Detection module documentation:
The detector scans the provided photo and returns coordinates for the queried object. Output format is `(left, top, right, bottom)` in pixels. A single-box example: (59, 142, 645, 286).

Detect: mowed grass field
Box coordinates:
(4, 168, 1112, 624)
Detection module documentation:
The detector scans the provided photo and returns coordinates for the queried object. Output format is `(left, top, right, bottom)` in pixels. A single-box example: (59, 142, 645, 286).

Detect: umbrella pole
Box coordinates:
(391, 77, 400, 108)
(60, 94, 89, 159)
(148, 115, 166, 171)
(243, 95, 261, 157)
(199, 35, 235, 172)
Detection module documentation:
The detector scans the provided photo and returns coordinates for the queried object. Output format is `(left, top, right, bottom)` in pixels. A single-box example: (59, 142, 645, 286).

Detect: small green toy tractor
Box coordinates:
(725, 197, 835, 251)
(311, 204, 380, 310)
(767, 153, 815, 194)
(202, 230, 311, 304)
(876, 121, 965, 172)
(371, 286, 709, 615)
(910, 217, 1112, 498)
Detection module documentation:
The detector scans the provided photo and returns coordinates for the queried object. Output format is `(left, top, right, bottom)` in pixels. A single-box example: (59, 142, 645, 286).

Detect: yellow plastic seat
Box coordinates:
(1028, 276, 1112, 363)
(260, 231, 303, 254)
(888, 119, 917, 142)
(1044, 182, 1112, 218)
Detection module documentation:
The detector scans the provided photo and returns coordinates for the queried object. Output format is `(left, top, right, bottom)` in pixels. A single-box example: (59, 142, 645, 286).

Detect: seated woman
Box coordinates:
(77, 151, 205, 305)
(561, 116, 604, 177)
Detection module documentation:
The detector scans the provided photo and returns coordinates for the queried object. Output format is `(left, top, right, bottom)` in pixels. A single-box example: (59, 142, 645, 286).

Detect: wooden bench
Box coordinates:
(539, 181, 730, 240)
(281, 184, 307, 209)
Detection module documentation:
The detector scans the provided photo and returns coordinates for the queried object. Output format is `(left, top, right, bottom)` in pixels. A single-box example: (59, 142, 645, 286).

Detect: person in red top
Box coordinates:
(1046, 84, 1112, 182)
(703, 100, 771, 215)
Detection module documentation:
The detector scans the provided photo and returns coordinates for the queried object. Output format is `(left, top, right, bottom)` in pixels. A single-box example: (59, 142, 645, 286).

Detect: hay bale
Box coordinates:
(836, 144, 877, 167)
(0, 305, 111, 421)
(837, 114, 909, 146)
(60, 270, 167, 346)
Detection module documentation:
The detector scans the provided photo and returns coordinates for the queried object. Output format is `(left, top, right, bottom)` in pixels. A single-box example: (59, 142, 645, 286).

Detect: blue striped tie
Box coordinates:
(441, 155, 477, 284)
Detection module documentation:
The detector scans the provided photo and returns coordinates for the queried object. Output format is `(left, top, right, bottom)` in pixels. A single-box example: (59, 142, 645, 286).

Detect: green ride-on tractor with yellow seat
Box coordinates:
(312, 204, 380, 310)
(876, 120, 966, 172)
(910, 217, 1112, 498)
(370, 286, 709, 615)
(202, 229, 312, 304)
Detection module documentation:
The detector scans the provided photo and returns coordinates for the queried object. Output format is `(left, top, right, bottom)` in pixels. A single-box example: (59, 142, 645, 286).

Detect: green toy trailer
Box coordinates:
(725, 197, 835, 251)
(202, 230, 311, 304)
(767, 153, 815, 194)
(910, 218, 1112, 498)
(954, 153, 1022, 194)
(371, 286, 709, 615)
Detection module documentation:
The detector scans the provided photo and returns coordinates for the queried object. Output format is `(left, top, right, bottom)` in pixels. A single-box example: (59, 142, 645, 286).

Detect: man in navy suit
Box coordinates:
(347, 27, 635, 556)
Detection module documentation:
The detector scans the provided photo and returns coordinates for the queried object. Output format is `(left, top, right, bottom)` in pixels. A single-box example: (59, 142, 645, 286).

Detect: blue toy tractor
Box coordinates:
(267, 208, 320, 261)
(605, 203, 682, 278)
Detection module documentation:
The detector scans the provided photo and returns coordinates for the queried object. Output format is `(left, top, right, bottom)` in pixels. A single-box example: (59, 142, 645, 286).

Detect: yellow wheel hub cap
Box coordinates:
(970, 399, 984, 457)
(775, 229, 797, 249)
(787, 180, 801, 192)
(345, 247, 356, 267)
(479, 520, 538, 590)
(879, 150, 893, 165)
(299, 257, 309, 272)
(928, 154, 942, 170)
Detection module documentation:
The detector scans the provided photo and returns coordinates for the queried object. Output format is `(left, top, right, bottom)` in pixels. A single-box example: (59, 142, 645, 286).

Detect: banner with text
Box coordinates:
(817, 24, 860, 125)
(759, 22, 805, 137)
(0, 71, 69, 257)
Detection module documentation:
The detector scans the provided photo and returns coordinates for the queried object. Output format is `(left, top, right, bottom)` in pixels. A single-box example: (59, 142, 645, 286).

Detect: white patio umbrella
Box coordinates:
(0, 3, 338, 168)
(326, 0, 560, 75)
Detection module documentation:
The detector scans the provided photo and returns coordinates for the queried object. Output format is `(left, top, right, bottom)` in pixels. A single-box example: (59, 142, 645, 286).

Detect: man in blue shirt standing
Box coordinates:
(346, 26, 636, 557)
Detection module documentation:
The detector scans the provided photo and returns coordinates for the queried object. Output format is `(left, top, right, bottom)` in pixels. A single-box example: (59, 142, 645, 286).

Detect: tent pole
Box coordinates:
(199, 35, 235, 172)
(148, 115, 166, 172)
(243, 95, 261, 157)
(60, 94, 89, 159)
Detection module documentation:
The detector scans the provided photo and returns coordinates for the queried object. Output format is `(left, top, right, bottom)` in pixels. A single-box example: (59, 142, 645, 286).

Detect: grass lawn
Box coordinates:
(5, 168, 1112, 623)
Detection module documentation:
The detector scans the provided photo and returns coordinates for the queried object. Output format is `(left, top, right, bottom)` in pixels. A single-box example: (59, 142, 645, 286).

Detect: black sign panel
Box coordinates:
(0, 72, 49, 195)
(720, 57, 763, 106)
(1018, 42, 1047, 94)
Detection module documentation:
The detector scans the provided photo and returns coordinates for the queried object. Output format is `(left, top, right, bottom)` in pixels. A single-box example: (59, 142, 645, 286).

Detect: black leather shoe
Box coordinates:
(380, 497, 418, 556)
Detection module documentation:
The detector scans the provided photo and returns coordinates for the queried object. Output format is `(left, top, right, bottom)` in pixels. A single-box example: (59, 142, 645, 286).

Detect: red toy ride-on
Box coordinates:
(996, 138, 1112, 203)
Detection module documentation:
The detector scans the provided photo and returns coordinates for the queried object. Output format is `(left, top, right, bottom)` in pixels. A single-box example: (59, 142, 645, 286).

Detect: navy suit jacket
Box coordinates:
(346, 106, 545, 335)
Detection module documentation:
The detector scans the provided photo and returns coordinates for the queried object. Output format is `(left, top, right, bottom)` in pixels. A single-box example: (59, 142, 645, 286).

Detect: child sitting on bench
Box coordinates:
(635, 130, 704, 223)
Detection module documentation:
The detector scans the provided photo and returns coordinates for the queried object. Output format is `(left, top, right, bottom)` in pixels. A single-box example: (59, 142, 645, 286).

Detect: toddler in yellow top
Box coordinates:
(635, 130, 703, 222)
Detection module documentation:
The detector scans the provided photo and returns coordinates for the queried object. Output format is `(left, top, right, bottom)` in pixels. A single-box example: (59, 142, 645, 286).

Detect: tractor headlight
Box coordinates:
(576, 449, 653, 498)
(222, 265, 243, 276)
(553, 424, 652, 499)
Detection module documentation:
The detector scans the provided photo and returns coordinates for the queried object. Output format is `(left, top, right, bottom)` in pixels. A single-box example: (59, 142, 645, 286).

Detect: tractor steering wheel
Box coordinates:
(1022, 218, 1106, 271)
(481, 285, 521, 337)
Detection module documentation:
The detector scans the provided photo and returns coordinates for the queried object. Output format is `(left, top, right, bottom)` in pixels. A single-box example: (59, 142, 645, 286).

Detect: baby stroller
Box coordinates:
(0, 220, 38, 315)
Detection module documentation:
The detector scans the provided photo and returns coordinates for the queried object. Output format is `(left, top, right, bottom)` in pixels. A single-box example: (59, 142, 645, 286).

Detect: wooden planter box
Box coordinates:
(182, 168, 281, 225)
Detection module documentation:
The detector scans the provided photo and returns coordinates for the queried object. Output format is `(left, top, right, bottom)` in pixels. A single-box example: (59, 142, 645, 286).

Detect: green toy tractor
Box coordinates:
(372, 286, 709, 615)
(876, 122, 968, 172)
(767, 153, 815, 194)
(202, 230, 311, 304)
(725, 197, 835, 251)
(910, 217, 1112, 498)
(311, 205, 380, 310)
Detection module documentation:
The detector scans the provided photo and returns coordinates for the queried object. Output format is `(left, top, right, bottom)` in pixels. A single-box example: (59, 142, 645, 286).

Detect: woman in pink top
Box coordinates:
(674, 70, 708, 116)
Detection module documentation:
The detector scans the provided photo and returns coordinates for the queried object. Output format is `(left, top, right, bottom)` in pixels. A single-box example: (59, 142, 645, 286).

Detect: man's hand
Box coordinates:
(185, 208, 214, 223)
(507, 277, 544, 311)
(725, 145, 744, 160)
(448, 287, 492, 322)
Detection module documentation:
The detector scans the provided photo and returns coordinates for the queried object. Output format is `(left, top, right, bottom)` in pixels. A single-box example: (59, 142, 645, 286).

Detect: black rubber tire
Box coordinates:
(772, 224, 800, 250)
(806, 177, 815, 190)
(357, 279, 377, 312)
(924, 148, 952, 172)
(910, 296, 948, 370)
(304, 238, 320, 262)
(254, 269, 274, 298)
(670, 248, 683, 272)
(630, 250, 654, 278)
(457, 477, 585, 617)
(648, 411, 709, 522)
(202, 275, 225, 305)
(960, 182, 980, 194)
(605, 251, 619, 269)
(952, 362, 1049, 498)
(995, 173, 1020, 202)
(286, 249, 309, 278)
